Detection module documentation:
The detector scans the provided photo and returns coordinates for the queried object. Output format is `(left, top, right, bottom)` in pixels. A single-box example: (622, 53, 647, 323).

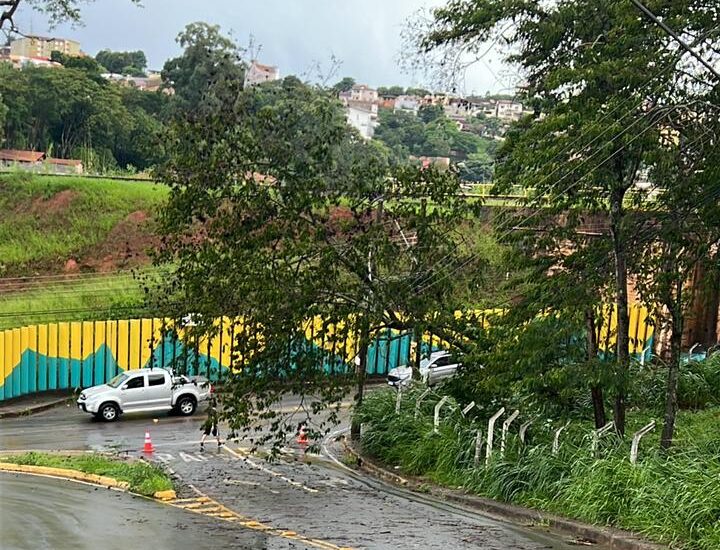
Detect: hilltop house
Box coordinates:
(244, 60, 280, 87)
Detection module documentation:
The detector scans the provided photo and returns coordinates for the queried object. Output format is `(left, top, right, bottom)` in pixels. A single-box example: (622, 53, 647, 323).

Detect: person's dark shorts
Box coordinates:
(203, 424, 218, 436)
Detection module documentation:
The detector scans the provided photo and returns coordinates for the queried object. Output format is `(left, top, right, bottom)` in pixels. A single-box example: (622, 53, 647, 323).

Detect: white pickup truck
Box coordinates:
(77, 368, 212, 422)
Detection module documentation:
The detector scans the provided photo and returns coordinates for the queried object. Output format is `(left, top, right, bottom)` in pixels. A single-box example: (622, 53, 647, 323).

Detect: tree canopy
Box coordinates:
(420, 0, 720, 441)
(95, 49, 147, 76)
(0, 63, 167, 170)
(155, 76, 483, 448)
(161, 22, 245, 114)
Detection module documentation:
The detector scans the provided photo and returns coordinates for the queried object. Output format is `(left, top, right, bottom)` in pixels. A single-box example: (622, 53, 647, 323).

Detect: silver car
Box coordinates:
(77, 368, 212, 422)
(387, 351, 461, 388)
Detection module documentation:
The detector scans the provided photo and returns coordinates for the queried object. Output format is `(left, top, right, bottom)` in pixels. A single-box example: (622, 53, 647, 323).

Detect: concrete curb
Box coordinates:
(0, 452, 175, 502)
(343, 440, 665, 550)
(0, 396, 73, 419)
(0, 462, 130, 490)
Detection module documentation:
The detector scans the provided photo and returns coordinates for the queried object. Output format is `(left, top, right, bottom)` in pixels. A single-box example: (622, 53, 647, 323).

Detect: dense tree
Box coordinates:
(161, 22, 244, 114)
(406, 87, 430, 97)
(0, 63, 167, 170)
(95, 49, 147, 76)
(374, 107, 496, 172)
(155, 77, 482, 448)
(632, 99, 720, 448)
(418, 103, 443, 124)
(331, 76, 355, 94)
(421, 0, 720, 436)
(377, 85, 405, 97)
(50, 50, 104, 81)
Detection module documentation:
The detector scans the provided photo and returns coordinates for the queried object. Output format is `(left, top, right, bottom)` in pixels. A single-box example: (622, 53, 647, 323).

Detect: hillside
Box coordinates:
(0, 173, 168, 328)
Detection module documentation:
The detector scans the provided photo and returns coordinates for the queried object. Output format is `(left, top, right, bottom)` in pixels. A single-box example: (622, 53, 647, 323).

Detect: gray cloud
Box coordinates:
(14, 0, 510, 94)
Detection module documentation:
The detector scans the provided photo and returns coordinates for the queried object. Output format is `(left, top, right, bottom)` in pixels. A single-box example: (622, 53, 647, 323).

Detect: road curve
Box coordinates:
(0, 474, 288, 549)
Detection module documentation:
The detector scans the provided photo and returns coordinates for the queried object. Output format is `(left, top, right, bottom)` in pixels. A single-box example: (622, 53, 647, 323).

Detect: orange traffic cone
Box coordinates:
(296, 425, 308, 445)
(143, 430, 154, 453)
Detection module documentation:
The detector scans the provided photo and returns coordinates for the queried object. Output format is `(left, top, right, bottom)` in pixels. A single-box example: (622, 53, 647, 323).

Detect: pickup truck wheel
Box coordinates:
(99, 402, 120, 422)
(176, 396, 196, 416)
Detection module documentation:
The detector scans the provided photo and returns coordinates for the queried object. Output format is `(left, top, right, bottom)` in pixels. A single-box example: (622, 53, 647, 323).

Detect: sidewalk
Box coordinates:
(0, 391, 74, 419)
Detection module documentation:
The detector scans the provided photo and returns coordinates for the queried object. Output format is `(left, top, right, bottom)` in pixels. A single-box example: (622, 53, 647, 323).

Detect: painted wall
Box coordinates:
(0, 305, 654, 402)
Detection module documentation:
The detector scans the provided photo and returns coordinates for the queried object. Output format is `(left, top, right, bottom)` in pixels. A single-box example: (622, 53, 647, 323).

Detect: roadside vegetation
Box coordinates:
(0, 172, 166, 274)
(0, 172, 167, 327)
(356, 359, 720, 549)
(0, 451, 173, 496)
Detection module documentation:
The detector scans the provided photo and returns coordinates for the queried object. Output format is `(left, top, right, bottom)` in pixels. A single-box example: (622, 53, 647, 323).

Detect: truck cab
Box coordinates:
(77, 368, 211, 422)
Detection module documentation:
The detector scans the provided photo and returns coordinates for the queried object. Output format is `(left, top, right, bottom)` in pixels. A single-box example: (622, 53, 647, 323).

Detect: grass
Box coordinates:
(0, 272, 149, 330)
(0, 451, 173, 496)
(356, 386, 720, 549)
(0, 172, 168, 272)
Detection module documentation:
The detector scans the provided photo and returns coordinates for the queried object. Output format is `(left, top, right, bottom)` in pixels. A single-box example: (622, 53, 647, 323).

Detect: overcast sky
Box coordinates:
(14, 0, 513, 95)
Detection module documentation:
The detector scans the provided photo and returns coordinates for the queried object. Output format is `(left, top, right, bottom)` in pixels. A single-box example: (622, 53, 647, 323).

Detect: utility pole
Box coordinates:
(630, 0, 720, 81)
(350, 198, 383, 441)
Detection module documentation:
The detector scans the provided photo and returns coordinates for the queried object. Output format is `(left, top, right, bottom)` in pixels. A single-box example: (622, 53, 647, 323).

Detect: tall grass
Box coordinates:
(0, 272, 150, 329)
(0, 172, 167, 269)
(357, 388, 720, 549)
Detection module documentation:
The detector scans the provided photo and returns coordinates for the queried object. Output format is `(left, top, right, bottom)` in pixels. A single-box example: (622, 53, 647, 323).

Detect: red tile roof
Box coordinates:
(0, 149, 46, 163)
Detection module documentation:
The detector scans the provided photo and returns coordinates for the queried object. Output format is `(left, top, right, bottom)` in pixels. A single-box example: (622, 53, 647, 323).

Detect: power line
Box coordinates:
(630, 0, 720, 81)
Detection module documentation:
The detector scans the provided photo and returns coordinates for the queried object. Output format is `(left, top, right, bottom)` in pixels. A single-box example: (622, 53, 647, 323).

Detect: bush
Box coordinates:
(357, 388, 720, 549)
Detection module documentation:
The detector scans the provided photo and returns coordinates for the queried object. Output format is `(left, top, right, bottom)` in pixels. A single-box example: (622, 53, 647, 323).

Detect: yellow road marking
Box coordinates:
(162, 490, 354, 549)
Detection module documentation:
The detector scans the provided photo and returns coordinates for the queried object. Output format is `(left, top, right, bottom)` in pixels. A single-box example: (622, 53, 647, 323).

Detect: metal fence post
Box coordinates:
(461, 401, 476, 417)
(519, 420, 533, 444)
(552, 422, 570, 456)
(395, 387, 403, 414)
(485, 407, 505, 466)
(415, 388, 431, 419)
(433, 396, 450, 433)
(474, 429, 483, 466)
(630, 420, 656, 465)
(500, 410, 519, 458)
(590, 420, 615, 456)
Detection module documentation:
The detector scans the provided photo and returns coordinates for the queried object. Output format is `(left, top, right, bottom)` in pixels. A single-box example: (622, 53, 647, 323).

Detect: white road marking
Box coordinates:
(223, 445, 319, 494)
(179, 451, 207, 463)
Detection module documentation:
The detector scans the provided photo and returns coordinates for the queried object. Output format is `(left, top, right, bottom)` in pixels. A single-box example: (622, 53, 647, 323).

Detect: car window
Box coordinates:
(433, 355, 454, 368)
(125, 376, 145, 389)
(107, 373, 128, 388)
(148, 374, 166, 387)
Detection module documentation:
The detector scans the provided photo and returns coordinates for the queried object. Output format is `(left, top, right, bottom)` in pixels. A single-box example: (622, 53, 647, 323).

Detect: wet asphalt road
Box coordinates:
(0, 474, 290, 549)
(0, 403, 591, 550)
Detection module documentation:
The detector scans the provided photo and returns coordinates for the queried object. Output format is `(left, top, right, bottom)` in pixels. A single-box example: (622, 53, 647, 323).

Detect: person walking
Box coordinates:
(200, 398, 221, 450)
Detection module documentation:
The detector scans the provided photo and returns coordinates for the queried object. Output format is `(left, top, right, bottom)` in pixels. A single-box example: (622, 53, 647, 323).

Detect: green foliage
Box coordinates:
(373, 108, 496, 172)
(50, 50, 104, 79)
(161, 22, 244, 114)
(377, 85, 405, 98)
(95, 49, 147, 75)
(358, 389, 720, 549)
(0, 173, 167, 274)
(157, 74, 482, 450)
(1, 452, 173, 496)
(331, 77, 355, 93)
(0, 63, 168, 170)
(421, 0, 720, 439)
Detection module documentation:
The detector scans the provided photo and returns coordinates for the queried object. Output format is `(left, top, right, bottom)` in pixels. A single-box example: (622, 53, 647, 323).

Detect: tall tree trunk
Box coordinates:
(350, 322, 370, 441)
(609, 187, 630, 436)
(585, 309, 606, 429)
(661, 279, 683, 450)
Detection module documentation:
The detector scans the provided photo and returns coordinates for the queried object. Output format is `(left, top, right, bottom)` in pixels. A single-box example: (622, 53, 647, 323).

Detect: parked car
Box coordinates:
(387, 351, 461, 389)
(77, 368, 212, 422)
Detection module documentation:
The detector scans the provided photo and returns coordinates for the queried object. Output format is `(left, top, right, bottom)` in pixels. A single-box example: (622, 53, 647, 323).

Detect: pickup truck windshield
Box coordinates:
(107, 373, 129, 388)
